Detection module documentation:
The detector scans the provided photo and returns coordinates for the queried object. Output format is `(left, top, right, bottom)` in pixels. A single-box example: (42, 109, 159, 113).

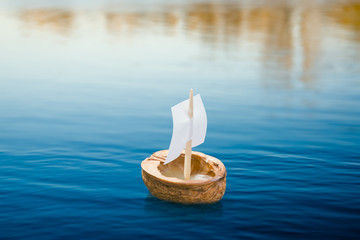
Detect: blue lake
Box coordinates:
(0, 0, 360, 239)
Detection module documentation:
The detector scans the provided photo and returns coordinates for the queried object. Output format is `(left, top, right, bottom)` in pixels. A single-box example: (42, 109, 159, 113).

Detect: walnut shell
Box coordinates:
(141, 150, 226, 204)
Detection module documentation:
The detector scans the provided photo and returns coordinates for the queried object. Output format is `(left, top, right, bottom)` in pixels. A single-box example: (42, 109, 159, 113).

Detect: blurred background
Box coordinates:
(0, 0, 359, 239)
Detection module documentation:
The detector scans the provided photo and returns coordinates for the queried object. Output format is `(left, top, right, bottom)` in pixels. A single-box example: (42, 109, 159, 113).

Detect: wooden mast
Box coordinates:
(184, 89, 193, 180)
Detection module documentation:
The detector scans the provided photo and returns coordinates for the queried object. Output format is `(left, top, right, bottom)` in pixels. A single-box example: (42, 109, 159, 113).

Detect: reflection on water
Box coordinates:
(327, 2, 360, 31)
(3, 0, 359, 82)
(19, 9, 74, 35)
(10, 1, 360, 39)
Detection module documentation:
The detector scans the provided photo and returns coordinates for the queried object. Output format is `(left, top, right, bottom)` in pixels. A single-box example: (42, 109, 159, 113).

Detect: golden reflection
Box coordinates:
(300, 8, 322, 82)
(327, 2, 360, 31)
(15, 1, 360, 78)
(222, 8, 242, 38)
(247, 8, 276, 34)
(161, 12, 179, 28)
(123, 13, 146, 30)
(249, 7, 293, 68)
(244, 6, 294, 86)
(19, 9, 73, 35)
(185, 3, 221, 44)
(106, 12, 123, 33)
(185, 3, 220, 31)
(105, 12, 148, 33)
(105, 11, 179, 34)
(327, 2, 360, 43)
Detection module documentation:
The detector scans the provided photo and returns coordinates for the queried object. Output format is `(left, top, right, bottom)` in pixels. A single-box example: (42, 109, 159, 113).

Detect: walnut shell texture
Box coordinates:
(141, 150, 226, 204)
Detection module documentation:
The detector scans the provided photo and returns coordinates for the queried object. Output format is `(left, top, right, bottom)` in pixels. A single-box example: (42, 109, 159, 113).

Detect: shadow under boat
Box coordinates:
(144, 194, 223, 220)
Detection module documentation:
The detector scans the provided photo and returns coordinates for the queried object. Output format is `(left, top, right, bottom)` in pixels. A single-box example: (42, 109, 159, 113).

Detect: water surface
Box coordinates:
(0, 0, 360, 239)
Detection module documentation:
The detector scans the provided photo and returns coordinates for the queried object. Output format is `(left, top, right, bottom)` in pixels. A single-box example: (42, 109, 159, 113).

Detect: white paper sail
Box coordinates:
(165, 94, 207, 164)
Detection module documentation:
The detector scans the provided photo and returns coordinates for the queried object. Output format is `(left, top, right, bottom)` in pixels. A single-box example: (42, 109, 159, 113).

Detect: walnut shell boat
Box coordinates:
(141, 150, 226, 204)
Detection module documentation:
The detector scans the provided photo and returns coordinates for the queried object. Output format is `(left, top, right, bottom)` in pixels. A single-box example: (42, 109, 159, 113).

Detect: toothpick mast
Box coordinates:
(184, 89, 193, 180)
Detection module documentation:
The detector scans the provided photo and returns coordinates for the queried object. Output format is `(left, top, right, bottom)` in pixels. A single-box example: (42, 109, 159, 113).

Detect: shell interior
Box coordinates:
(157, 153, 216, 180)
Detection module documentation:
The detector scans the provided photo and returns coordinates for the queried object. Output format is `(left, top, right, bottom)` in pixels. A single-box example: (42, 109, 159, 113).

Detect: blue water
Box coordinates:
(1, 0, 360, 239)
